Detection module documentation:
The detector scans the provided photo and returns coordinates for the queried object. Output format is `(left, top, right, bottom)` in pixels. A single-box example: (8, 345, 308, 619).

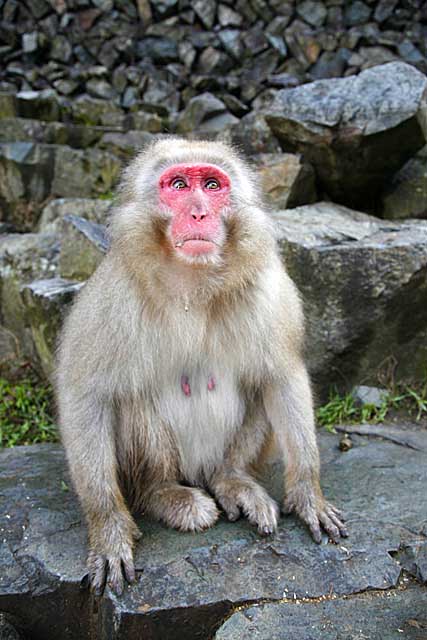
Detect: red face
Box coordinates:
(158, 163, 231, 259)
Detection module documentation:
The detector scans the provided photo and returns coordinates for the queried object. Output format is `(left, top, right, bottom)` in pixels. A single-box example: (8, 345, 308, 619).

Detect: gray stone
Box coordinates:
(381, 146, 427, 220)
(296, 1, 327, 27)
(21, 278, 84, 376)
(216, 586, 427, 639)
(16, 90, 60, 122)
(274, 202, 427, 390)
(71, 95, 125, 127)
(374, 0, 398, 23)
(86, 79, 116, 101)
(0, 233, 59, 373)
(351, 385, 389, 408)
(344, 1, 371, 26)
(136, 37, 178, 64)
(255, 153, 317, 209)
(218, 29, 243, 60)
(0, 93, 16, 119)
(176, 92, 232, 133)
(50, 35, 72, 63)
(193, 0, 216, 29)
(59, 215, 107, 282)
(1, 429, 427, 639)
(217, 4, 242, 27)
(22, 32, 38, 54)
(141, 78, 180, 116)
(129, 110, 163, 133)
(38, 197, 112, 234)
(0, 614, 24, 640)
(310, 49, 349, 80)
(220, 112, 281, 155)
(265, 62, 427, 211)
(98, 130, 156, 159)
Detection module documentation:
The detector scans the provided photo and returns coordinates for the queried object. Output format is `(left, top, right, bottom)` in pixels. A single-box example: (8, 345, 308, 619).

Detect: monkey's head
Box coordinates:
(111, 139, 273, 287)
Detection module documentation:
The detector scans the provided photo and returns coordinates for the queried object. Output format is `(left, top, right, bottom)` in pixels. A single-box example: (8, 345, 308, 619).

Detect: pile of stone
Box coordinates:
(1, 0, 427, 120)
(1, 61, 427, 394)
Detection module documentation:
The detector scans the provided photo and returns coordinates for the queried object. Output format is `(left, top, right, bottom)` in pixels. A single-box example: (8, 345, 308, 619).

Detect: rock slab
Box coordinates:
(265, 62, 427, 212)
(1, 428, 427, 639)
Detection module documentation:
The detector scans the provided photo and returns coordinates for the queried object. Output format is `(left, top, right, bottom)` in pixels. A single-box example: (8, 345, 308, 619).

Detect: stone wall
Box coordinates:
(1, 0, 427, 123)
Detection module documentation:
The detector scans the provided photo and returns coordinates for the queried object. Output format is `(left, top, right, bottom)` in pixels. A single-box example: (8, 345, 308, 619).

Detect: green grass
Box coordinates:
(317, 381, 427, 432)
(0, 377, 58, 447)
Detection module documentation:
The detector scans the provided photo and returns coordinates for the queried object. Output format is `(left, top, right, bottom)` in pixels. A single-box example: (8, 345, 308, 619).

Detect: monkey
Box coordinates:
(56, 138, 347, 596)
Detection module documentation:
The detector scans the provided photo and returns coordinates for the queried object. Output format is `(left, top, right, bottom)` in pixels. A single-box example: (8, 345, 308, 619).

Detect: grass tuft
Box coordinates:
(317, 381, 427, 432)
(0, 377, 58, 447)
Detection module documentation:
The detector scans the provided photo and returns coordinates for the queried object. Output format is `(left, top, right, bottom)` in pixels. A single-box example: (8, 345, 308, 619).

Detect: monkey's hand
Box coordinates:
(86, 518, 141, 596)
(283, 484, 348, 544)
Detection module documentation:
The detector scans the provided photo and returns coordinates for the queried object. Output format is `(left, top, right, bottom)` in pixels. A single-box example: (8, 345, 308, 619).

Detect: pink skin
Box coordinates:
(158, 163, 231, 258)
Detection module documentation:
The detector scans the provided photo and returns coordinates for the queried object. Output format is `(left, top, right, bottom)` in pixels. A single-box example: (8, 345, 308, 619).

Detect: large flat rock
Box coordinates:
(275, 202, 427, 392)
(1, 428, 426, 639)
(265, 62, 427, 211)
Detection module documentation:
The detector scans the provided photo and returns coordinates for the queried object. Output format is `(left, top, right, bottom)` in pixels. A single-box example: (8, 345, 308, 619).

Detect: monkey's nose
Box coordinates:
(191, 212, 207, 221)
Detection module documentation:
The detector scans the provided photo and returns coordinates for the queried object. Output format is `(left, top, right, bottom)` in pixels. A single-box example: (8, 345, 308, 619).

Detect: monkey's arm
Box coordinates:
(60, 390, 140, 595)
(263, 365, 347, 543)
(262, 270, 347, 543)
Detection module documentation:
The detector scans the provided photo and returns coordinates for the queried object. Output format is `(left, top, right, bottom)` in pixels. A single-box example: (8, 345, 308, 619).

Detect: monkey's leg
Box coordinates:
(143, 482, 219, 532)
(61, 402, 140, 596)
(263, 364, 348, 543)
(208, 406, 279, 535)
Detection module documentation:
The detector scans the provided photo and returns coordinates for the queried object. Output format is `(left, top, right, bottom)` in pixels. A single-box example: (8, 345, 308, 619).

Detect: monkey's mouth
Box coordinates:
(174, 238, 217, 256)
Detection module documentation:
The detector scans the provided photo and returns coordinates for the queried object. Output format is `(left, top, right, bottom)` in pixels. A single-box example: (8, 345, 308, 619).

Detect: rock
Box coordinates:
(215, 586, 426, 639)
(86, 79, 116, 100)
(374, 0, 398, 23)
(38, 198, 112, 233)
(0, 233, 59, 373)
(0, 92, 16, 118)
(176, 92, 238, 134)
(351, 385, 389, 408)
(0, 614, 24, 640)
(136, 37, 179, 64)
(58, 214, 107, 282)
(344, 1, 371, 26)
(16, 90, 61, 122)
(220, 112, 281, 155)
(1, 429, 427, 638)
(296, 1, 327, 28)
(217, 5, 242, 27)
(21, 278, 84, 376)
(0, 142, 55, 230)
(50, 35, 72, 63)
(381, 145, 427, 220)
(265, 62, 427, 212)
(310, 49, 350, 80)
(193, 0, 216, 29)
(22, 32, 38, 54)
(275, 202, 427, 392)
(71, 95, 125, 127)
(98, 130, 156, 158)
(51, 145, 121, 200)
(129, 110, 163, 133)
(0, 143, 120, 230)
(255, 153, 317, 209)
(141, 78, 180, 116)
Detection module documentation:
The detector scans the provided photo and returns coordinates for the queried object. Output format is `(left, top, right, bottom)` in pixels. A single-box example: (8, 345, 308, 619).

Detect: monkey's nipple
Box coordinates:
(208, 376, 216, 391)
(181, 375, 191, 397)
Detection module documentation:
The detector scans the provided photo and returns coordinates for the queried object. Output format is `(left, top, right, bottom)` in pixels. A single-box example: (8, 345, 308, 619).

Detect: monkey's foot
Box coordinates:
(283, 486, 348, 544)
(211, 473, 279, 535)
(86, 541, 136, 597)
(146, 484, 219, 532)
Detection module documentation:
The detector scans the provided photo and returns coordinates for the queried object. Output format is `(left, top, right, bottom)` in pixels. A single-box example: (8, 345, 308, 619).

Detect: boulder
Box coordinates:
(38, 198, 113, 233)
(275, 202, 427, 392)
(59, 215, 108, 281)
(265, 62, 427, 211)
(21, 278, 84, 377)
(176, 92, 239, 134)
(0, 233, 59, 373)
(255, 152, 317, 209)
(1, 429, 427, 639)
(0, 118, 109, 149)
(98, 130, 156, 158)
(380, 145, 427, 220)
(0, 143, 121, 230)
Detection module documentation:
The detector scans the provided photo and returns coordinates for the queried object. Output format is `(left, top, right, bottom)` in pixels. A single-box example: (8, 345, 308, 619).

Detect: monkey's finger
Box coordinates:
(107, 558, 125, 596)
(91, 557, 108, 597)
(325, 508, 348, 537)
(306, 517, 322, 544)
(318, 513, 341, 544)
(122, 558, 136, 584)
(218, 498, 241, 522)
(328, 504, 345, 521)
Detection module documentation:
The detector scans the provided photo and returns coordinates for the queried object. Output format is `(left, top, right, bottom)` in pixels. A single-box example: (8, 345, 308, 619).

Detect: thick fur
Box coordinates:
(56, 138, 347, 595)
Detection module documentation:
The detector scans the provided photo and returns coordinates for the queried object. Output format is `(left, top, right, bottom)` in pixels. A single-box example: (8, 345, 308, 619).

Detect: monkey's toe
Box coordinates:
(87, 546, 136, 597)
(147, 484, 219, 532)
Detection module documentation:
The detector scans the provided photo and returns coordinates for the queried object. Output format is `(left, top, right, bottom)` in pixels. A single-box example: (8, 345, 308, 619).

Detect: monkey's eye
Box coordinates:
(171, 178, 187, 189)
(205, 178, 220, 190)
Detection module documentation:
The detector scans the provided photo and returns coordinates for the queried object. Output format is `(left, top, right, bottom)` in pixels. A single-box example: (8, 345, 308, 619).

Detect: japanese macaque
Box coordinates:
(56, 138, 347, 595)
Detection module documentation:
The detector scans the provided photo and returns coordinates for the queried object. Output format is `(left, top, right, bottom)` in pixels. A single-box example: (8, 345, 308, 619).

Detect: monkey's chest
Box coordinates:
(157, 366, 245, 482)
